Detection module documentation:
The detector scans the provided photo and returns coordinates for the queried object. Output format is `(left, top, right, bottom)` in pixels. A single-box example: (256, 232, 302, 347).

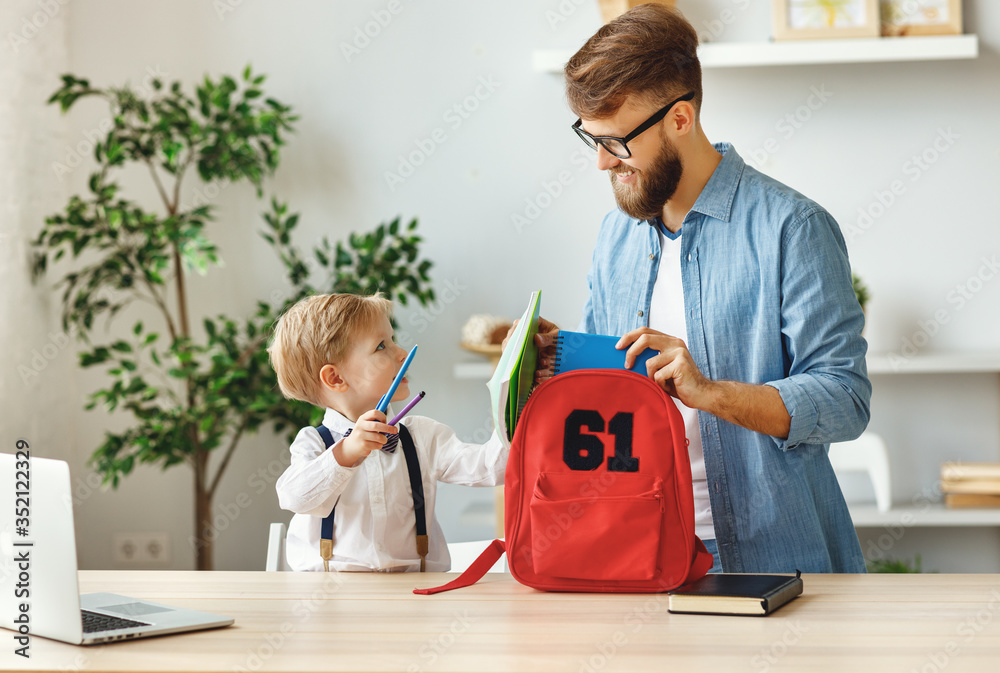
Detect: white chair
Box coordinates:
(829, 432, 892, 512)
(447, 539, 507, 574)
(267, 524, 505, 573)
(265, 522, 291, 571)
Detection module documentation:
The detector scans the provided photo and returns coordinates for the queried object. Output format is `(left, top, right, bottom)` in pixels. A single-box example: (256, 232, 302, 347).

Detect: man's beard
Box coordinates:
(610, 138, 683, 221)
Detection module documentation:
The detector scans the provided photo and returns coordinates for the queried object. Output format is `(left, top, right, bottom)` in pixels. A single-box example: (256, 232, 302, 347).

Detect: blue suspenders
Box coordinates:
(315, 424, 428, 572)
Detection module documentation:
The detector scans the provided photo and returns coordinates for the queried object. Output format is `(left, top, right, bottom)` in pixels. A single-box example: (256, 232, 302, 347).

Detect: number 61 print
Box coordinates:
(563, 410, 638, 472)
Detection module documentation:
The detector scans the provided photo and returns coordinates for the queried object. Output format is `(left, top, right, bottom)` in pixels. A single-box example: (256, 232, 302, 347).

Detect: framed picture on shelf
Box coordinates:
(880, 0, 962, 36)
(772, 0, 881, 40)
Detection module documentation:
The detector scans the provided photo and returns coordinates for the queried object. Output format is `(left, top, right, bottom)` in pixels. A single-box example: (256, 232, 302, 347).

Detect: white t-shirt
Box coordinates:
(276, 407, 507, 572)
(647, 224, 715, 540)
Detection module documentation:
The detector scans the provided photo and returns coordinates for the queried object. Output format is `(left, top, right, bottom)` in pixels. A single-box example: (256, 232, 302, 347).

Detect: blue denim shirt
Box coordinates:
(580, 143, 870, 573)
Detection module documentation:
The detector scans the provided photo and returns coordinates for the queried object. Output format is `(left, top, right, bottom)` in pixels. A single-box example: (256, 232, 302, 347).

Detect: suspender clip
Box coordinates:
(416, 534, 429, 572)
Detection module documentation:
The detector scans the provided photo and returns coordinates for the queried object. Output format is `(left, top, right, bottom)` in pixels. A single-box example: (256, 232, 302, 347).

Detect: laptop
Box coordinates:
(0, 453, 234, 645)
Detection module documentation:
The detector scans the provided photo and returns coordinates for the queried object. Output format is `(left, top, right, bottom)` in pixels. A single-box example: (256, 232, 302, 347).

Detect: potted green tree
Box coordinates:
(33, 68, 435, 570)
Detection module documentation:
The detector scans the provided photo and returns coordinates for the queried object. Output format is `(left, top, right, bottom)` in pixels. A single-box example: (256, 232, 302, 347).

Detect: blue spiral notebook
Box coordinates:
(553, 330, 658, 376)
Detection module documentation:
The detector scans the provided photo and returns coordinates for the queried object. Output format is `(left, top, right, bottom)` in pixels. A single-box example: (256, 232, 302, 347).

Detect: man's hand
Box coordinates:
(502, 316, 559, 386)
(618, 327, 791, 439)
(333, 410, 397, 467)
(618, 327, 712, 410)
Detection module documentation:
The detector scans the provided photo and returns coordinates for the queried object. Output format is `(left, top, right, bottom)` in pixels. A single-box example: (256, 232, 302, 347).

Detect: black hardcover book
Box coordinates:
(667, 571, 803, 616)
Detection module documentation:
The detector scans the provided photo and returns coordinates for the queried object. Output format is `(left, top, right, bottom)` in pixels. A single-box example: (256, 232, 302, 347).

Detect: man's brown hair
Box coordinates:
(565, 3, 702, 120)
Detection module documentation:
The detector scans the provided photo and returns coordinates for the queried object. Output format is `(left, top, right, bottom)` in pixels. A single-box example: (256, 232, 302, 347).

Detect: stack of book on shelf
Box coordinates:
(941, 462, 1000, 507)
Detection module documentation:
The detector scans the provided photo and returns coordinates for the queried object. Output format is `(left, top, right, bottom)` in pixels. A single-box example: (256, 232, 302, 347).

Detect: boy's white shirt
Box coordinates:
(276, 406, 507, 572)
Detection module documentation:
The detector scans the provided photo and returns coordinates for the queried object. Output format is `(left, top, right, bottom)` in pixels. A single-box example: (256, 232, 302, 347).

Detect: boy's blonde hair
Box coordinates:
(268, 293, 392, 406)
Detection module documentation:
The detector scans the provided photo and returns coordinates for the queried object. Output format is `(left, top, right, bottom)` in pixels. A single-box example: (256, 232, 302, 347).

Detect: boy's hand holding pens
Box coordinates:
(335, 410, 397, 467)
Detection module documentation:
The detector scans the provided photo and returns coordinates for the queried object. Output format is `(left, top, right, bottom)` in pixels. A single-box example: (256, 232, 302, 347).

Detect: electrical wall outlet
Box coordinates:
(112, 532, 171, 567)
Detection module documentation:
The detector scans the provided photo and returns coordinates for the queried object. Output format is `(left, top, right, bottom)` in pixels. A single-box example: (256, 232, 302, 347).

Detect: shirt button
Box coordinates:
(648, 253, 654, 260)
(373, 496, 381, 504)
(377, 543, 384, 551)
(637, 310, 644, 317)
(687, 253, 691, 262)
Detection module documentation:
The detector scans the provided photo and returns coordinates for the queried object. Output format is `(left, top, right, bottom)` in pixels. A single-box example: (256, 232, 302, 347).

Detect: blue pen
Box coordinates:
(377, 344, 418, 414)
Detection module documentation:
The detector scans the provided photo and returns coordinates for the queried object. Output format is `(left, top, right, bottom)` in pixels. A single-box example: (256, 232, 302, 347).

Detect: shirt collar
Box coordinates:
(688, 142, 744, 223)
(322, 408, 355, 436)
(636, 142, 745, 228)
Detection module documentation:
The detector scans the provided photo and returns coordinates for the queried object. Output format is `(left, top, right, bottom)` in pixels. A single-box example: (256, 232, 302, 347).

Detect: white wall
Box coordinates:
(1, 1, 73, 509)
(2, 0, 998, 572)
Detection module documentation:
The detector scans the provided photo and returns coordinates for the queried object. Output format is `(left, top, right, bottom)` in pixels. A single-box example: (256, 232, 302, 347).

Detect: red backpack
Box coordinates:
(416, 369, 713, 594)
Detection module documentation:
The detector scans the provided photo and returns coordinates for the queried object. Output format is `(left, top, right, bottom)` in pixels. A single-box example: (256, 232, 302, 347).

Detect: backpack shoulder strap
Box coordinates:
(687, 537, 715, 583)
(413, 539, 506, 595)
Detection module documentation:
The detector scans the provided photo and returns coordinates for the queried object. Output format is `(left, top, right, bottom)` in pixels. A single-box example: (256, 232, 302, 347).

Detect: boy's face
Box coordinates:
(336, 314, 411, 413)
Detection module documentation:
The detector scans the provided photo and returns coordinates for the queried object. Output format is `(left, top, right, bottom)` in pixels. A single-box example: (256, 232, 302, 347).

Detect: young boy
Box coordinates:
(269, 293, 507, 572)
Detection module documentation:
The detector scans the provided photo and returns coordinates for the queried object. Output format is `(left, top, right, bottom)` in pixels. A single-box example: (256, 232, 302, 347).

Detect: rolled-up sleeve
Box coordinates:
(765, 209, 871, 451)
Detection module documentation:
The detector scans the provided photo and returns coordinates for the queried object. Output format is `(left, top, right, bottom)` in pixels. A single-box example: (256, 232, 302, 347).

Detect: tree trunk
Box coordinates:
(194, 454, 214, 571)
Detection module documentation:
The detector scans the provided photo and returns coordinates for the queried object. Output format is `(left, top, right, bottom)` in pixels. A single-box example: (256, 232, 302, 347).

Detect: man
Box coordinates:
(539, 4, 870, 573)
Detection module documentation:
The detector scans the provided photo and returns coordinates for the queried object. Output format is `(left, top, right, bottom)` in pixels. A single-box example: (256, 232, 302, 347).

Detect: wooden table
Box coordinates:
(7, 571, 1000, 672)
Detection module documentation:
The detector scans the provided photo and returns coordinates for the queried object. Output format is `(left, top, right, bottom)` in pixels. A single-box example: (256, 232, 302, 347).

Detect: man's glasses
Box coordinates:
(572, 91, 695, 159)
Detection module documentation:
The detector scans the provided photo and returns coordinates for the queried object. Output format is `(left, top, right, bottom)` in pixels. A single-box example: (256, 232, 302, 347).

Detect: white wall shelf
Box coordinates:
(867, 351, 1000, 375)
(849, 503, 1000, 528)
(533, 34, 978, 72)
(454, 361, 495, 380)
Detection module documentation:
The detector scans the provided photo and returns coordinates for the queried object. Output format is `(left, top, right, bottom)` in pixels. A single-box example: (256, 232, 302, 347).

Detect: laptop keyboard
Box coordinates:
(81, 609, 150, 633)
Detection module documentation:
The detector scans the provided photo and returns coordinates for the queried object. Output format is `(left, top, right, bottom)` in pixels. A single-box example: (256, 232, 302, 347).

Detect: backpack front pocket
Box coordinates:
(528, 471, 664, 581)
